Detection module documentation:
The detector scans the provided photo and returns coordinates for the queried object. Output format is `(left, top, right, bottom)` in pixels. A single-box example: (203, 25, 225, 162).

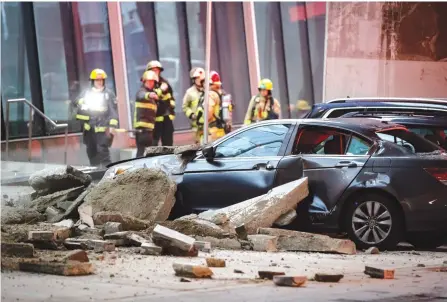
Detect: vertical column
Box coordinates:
(107, 2, 131, 146)
(243, 2, 261, 96)
(322, 2, 329, 101)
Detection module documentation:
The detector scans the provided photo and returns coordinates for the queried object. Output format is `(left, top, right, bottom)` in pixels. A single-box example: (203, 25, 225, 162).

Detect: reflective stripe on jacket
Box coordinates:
(133, 87, 157, 130)
(155, 76, 176, 123)
(182, 85, 203, 128)
(244, 95, 281, 125)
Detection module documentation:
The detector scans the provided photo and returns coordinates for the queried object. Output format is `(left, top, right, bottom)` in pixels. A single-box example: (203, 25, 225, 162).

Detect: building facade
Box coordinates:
(1, 2, 446, 165)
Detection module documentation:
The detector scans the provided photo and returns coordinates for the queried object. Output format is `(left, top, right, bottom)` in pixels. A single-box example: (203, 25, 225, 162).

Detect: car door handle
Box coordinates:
(335, 161, 357, 168)
(252, 163, 275, 170)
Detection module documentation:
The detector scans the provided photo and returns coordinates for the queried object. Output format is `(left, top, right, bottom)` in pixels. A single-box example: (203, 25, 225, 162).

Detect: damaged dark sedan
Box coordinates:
(103, 118, 447, 250)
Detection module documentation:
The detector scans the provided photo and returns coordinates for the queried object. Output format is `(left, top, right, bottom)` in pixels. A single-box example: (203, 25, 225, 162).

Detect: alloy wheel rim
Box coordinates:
(352, 201, 392, 244)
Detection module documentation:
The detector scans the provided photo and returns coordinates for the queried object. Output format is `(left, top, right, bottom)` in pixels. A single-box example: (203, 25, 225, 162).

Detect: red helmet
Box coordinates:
(209, 71, 222, 85)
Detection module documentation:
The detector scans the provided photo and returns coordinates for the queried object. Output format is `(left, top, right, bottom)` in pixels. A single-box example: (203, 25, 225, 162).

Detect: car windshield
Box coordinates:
(376, 129, 441, 153)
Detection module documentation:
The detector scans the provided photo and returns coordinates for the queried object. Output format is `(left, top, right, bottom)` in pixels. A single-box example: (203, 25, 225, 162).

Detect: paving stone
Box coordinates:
(206, 258, 226, 267)
(314, 273, 344, 283)
(273, 276, 307, 287)
(248, 235, 278, 252)
(104, 222, 123, 235)
(173, 263, 213, 278)
(62, 250, 89, 263)
(1, 243, 34, 258)
(258, 271, 285, 280)
(193, 241, 211, 252)
(364, 266, 395, 279)
(139, 242, 162, 255)
(152, 224, 196, 256)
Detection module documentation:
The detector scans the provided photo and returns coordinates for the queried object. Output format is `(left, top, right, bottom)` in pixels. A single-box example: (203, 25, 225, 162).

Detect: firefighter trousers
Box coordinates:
(83, 130, 111, 168)
(135, 130, 153, 158)
(153, 118, 174, 146)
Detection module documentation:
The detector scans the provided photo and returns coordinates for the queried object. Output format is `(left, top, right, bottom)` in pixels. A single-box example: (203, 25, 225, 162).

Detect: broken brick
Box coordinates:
(258, 271, 285, 280)
(63, 239, 88, 250)
(173, 263, 213, 278)
(20, 260, 93, 276)
(273, 276, 307, 287)
(195, 236, 241, 250)
(314, 273, 344, 283)
(193, 241, 211, 253)
(126, 233, 150, 247)
(152, 224, 196, 257)
(274, 209, 297, 227)
(1, 243, 34, 258)
(365, 247, 380, 254)
(206, 258, 226, 268)
(62, 250, 89, 263)
(248, 235, 278, 252)
(28, 231, 54, 241)
(139, 242, 162, 256)
(364, 266, 395, 279)
(104, 222, 123, 235)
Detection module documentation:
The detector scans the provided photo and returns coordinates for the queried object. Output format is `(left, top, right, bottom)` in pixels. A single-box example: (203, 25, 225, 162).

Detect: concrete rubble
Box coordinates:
(2, 160, 369, 283)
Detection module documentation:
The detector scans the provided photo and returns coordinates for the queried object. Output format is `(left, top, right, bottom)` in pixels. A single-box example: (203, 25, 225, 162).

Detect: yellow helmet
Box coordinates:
(90, 69, 107, 80)
(296, 100, 311, 111)
(258, 78, 273, 91)
(141, 70, 159, 82)
(146, 60, 163, 71)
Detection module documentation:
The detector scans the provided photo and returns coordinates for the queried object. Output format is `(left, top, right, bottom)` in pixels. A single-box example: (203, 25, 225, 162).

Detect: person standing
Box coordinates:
(145, 60, 175, 146)
(182, 67, 205, 143)
(244, 78, 281, 125)
(74, 68, 118, 167)
(134, 70, 159, 157)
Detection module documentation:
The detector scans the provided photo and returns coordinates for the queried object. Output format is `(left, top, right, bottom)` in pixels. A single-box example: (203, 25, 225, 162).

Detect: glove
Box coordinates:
(149, 92, 159, 100)
(160, 83, 168, 92)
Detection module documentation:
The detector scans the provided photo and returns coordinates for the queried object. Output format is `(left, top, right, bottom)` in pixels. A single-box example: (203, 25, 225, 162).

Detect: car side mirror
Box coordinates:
(202, 146, 215, 160)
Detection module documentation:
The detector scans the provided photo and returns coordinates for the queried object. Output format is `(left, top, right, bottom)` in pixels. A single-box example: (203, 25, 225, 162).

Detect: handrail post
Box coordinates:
(64, 127, 68, 164)
(5, 101, 10, 161)
(28, 108, 33, 162)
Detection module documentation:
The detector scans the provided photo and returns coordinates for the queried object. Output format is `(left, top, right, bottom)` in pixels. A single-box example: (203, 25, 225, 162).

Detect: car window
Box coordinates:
(346, 136, 371, 155)
(214, 124, 291, 158)
(294, 126, 372, 155)
(376, 129, 441, 153)
(406, 127, 447, 148)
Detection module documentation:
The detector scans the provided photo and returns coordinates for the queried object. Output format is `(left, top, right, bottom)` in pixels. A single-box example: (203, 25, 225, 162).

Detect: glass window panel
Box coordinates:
(280, 2, 315, 116)
(155, 2, 190, 130)
(1, 2, 33, 138)
(76, 2, 115, 92)
(255, 2, 290, 118)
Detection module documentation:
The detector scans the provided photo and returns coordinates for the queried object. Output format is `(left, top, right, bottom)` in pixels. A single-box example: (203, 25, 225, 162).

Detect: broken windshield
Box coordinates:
(376, 129, 441, 154)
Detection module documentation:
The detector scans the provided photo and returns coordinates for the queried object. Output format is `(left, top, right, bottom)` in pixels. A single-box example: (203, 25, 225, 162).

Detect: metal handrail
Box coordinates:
(5, 98, 69, 164)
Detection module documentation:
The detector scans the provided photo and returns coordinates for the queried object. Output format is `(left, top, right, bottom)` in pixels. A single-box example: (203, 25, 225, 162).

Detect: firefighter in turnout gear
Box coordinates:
(134, 70, 160, 157)
(145, 60, 175, 146)
(244, 78, 281, 125)
(74, 68, 118, 168)
(182, 67, 205, 143)
(195, 71, 229, 143)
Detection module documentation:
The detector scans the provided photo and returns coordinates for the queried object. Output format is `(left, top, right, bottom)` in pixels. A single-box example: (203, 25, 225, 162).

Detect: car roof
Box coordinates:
(313, 100, 447, 111)
(326, 97, 447, 106)
(358, 116, 447, 127)
(255, 118, 404, 137)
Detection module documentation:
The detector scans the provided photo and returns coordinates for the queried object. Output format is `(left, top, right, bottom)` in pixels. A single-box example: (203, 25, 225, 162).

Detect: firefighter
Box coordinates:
(74, 68, 118, 168)
(134, 70, 159, 157)
(145, 60, 175, 146)
(182, 67, 205, 143)
(195, 71, 229, 142)
(244, 78, 281, 125)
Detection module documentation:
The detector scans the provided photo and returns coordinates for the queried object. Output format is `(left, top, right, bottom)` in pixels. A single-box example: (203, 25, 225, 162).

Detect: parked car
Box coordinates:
(338, 112, 447, 149)
(305, 97, 447, 119)
(103, 118, 447, 250)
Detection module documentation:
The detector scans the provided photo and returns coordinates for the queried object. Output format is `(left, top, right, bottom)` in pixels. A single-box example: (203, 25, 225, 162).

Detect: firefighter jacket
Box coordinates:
(244, 94, 281, 125)
(196, 89, 222, 128)
(75, 87, 119, 132)
(182, 85, 204, 129)
(133, 86, 158, 130)
(155, 76, 176, 123)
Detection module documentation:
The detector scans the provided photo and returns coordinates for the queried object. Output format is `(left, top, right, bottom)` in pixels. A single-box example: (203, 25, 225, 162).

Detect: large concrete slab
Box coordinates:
(199, 178, 309, 234)
(258, 228, 357, 255)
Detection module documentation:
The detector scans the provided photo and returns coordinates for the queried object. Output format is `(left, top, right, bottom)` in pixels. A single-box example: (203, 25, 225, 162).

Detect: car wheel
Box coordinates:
(344, 193, 404, 250)
(407, 233, 447, 250)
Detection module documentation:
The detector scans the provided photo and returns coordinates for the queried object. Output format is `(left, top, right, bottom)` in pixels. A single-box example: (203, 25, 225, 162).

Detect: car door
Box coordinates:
(181, 122, 295, 211)
(277, 124, 373, 217)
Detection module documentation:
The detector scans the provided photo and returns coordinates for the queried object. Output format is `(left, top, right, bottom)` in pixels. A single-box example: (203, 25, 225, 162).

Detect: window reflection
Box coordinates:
(215, 124, 290, 158)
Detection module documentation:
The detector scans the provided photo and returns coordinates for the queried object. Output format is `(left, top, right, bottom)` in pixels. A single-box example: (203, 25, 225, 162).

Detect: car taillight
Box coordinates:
(424, 168, 447, 185)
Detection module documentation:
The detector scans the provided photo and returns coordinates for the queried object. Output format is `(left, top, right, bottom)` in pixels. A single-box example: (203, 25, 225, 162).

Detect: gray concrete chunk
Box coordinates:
(248, 235, 278, 252)
(274, 209, 297, 226)
(29, 165, 91, 193)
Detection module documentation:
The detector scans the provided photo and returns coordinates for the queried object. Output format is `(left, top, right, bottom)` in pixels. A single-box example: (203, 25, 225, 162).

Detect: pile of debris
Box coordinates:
(1, 160, 358, 278)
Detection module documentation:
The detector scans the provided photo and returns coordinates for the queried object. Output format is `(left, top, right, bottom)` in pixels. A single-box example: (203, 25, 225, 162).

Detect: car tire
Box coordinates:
(407, 233, 447, 250)
(344, 193, 404, 251)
